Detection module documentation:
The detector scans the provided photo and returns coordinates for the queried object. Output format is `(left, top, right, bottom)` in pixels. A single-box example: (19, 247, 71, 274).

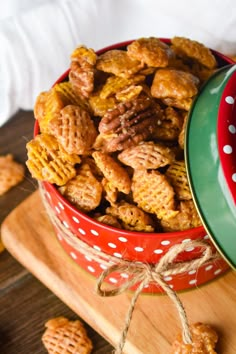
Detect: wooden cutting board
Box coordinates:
(1, 190, 236, 354)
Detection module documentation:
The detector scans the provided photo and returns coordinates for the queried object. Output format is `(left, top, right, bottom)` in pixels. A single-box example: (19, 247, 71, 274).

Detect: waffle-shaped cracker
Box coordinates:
(26, 134, 80, 186)
(154, 107, 184, 142)
(96, 50, 144, 78)
(102, 177, 118, 205)
(166, 160, 191, 200)
(171, 37, 217, 69)
(0, 154, 25, 196)
(42, 316, 93, 354)
(171, 322, 218, 354)
(106, 201, 155, 232)
(99, 74, 145, 99)
(59, 163, 102, 212)
(162, 97, 193, 111)
(89, 92, 117, 117)
(132, 169, 178, 220)
(118, 141, 175, 169)
(116, 84, 143, 102)
(69, 46, 97, 98)
(161, 200, 202, 232)
(127, 37, 173, 67)
(49, 105, 98, 155)
(151, 68, 199, 99)
(92, 151, 131, 194)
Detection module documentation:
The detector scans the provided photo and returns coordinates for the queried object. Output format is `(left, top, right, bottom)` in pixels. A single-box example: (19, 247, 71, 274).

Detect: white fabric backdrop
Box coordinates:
(0, 0, 236, 126)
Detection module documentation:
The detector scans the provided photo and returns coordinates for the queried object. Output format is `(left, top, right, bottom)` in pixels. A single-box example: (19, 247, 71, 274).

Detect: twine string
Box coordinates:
(39, 184, 221, 354)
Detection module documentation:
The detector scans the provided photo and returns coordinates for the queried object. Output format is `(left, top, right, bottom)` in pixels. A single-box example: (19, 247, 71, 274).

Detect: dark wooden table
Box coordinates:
(0, 110, 113, 354)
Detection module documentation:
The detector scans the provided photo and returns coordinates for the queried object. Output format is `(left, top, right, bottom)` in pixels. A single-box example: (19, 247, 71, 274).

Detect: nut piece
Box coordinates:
(92, 151, 131, 194)
(96, 49, 144, 78)
(132, 169, 178, 220)
(26, 134, 80, 186)
(69, 45, 97, 98)
(127, 37, 173, 67)
(49, 105, 98, 155)
(171, 322, 218, 354)
(151, 68, 199, 99)
(0, 154, 24, 196)
(118, 141, 175, 170)
(171, 37, 217, 69)
(42, 316, 93, 354)
(106, 201, 155, 232)
(59, 163, 102, 212)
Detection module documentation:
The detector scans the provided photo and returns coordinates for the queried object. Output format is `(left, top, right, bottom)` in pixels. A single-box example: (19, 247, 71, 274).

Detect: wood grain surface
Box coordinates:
(2, 190, 236, 354)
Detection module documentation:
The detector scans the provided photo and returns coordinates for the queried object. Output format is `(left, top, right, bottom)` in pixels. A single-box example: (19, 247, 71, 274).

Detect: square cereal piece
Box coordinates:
(0, 154, 25, 196)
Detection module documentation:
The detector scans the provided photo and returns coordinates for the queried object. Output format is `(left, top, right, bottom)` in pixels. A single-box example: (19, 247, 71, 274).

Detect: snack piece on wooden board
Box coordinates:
(171, 322, 218, 354)
(0, 154, 24, 196)
(42, 316, 93, 354)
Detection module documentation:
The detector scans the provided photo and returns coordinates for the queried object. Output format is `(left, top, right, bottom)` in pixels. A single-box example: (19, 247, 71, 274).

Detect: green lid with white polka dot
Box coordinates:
(185, 64, 236, 270)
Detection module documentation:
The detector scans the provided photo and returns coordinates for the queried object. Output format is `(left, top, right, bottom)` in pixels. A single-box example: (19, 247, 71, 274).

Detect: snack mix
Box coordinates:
(26, 36, 218, 233)
(42, 316, 93, 354)
(0, 154, 24, 196)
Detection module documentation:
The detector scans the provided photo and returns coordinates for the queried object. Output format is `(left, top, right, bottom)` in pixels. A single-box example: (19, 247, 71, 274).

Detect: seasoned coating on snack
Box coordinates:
(161, 200, 202, 231)
(171, 322, 218, 354)
(154, 107, 184, 142)
(162, 97, 193, 111)
(42, 316, 93, 354)
(127, 37, 173, 67)
(132, 169, 178, 220)
(99, 74, 145, 99)
(118, 141, 175, 169)
(92, 151, 131, 194)
(191, 62, 215, 83)
(95, 214, 122, 229)
(166, 160, 191, 200)
(102, 177, 118, 205)
(171, 37, 217, 69)
(26, 134, 80, 186)
(115, 84, 143, 102)
(96, 50, 144, 78)
(178, 112, 188, 150)
(151, 68, 199, 99)
(34, 82, 89, 134)
(89, 93, 117, 117)
(59, 163, 102, 212)
(0, 154, 25, 196)
(96, 97, 162, 152)
(49, 105, 98, 155)
(106, 201, 155, 232)
(69, 45, 97, 98)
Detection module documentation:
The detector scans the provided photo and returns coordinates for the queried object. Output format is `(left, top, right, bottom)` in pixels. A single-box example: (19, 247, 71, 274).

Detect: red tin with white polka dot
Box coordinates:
(35, 40, 234, 293)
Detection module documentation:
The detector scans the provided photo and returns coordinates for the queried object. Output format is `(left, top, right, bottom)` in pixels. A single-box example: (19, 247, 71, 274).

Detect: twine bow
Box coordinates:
(39, 184, 220, 354)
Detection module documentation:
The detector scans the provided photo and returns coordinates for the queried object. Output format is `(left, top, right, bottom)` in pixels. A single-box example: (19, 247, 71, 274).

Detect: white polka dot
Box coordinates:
(70, 252, 77, 259)
(205, 265, 213, 271)
(108, 242, 117, 248)
(223, 145, 233, 154)
(232, 173, 236, 182)
(225, 96, 235, 104)
(63, 220, 69, 229)
(118, 237, 128, 242)
(90, 229, 99, 236)
(58, 202, 64, 210)
(154, 249, 163, 254)
(161, 240, 170, 246)
(55, 206, 60, 214)
(78, 228, 86, 235)
(229, 124, 236, 134)
(204, 235, 209, 240)
(182, 238, 191, 243)
(87, 266, 95, 273)
(185, 246, 195, 252)
(189, 279, 197, 285)
(134, 246, 144, 252)
(93, 245, 101, 251)
(109, 277, 118, 284)
(85, 255, 92, 262)
(113, 252, 122, 258)
(100, 264, 107, 270)
(188, 270, 197, 275)
(214, 269, 222, 275)
(72, 216, 80, 223)
(120, 273, 129, 278)
(164, 276, 172, 281)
